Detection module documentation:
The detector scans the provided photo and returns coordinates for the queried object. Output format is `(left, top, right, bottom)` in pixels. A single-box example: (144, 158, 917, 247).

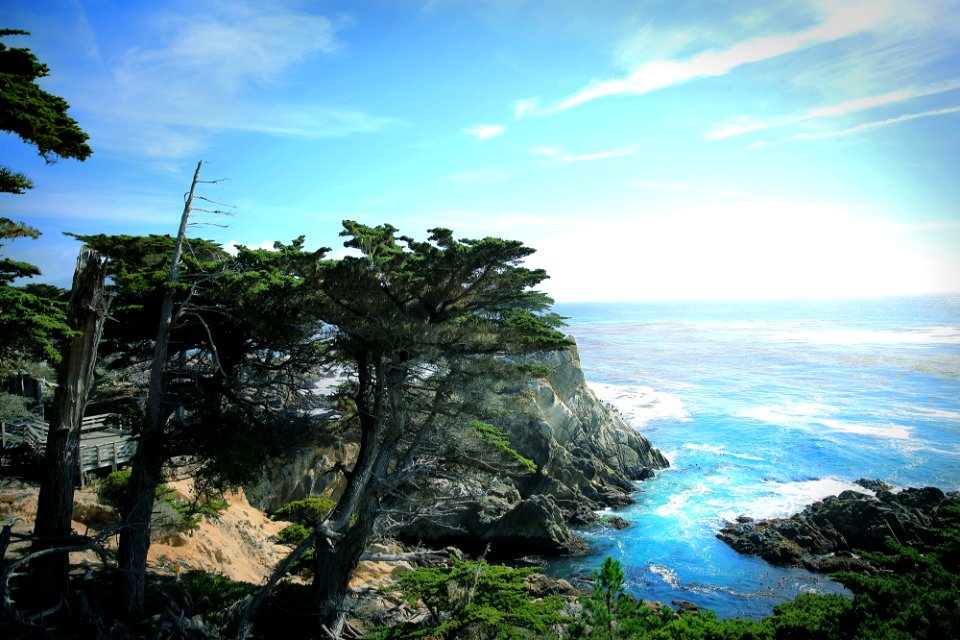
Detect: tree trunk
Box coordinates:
(116, 434, 165, 615)
(30, 248, 108, 607)
(117, 160, 202, 615)
(311, 501, 377, 637)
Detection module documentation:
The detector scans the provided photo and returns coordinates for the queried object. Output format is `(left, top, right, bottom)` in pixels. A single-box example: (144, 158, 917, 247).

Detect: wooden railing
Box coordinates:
(1, 413, 137, 483)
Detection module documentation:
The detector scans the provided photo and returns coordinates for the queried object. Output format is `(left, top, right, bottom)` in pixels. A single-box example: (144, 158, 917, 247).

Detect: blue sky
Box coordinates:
(2, 0, 959, 301)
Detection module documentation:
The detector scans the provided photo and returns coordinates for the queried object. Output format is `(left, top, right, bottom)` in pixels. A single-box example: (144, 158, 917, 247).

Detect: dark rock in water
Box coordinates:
(560, 498, 600, 526)
(600, 515, 631, 530)
(718, 485, 959, 572)
(855, 478, 893, 492)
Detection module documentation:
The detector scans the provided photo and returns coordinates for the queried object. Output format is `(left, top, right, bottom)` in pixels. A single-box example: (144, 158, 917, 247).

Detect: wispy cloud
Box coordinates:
(65, 2, 393, 159)
(755, 105, 960, 146)
(529, 146, 562, 156)
(521, 1, 890, 117)
(707, 78, 960, 140)
(553, 145, 637, 164)
(462, 124, 505, 140)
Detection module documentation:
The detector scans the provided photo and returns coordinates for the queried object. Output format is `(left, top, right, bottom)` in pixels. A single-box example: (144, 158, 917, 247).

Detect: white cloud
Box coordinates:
(513, 98, 540, 120)
(707, 78, 960, 140)
(529, 146, 562, 156)
(462, 124, 505, 140)
(530, 1, 890, 115)
(224, 239, 279, 256)
(766, 105, 960, 144)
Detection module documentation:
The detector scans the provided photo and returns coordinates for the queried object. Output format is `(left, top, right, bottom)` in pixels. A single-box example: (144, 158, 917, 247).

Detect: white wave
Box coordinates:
(589, 381, 691, 427)
(682, 443, 764, 461)
(719, 477, 871, 522)
(774, 325, 960, 346)
(648, 563, 683, 590)
(739, 402, 913, 440)
(655, 484, 710, 517)
(896, 406, 960, 421)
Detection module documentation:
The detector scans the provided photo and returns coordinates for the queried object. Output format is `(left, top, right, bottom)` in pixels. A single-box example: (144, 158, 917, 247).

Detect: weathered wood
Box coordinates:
(31, 247, 109, 607)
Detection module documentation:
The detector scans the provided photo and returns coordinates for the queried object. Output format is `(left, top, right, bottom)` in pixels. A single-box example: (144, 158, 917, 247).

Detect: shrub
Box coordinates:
(374, 558, 567, 639)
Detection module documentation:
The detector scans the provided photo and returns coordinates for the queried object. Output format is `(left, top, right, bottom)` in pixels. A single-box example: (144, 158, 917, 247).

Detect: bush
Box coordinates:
(374, 558, 567, 639)
(271, 497, 336, 525)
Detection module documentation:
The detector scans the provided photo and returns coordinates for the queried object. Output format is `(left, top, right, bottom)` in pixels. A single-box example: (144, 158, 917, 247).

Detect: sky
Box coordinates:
(1, 0, 959, 302)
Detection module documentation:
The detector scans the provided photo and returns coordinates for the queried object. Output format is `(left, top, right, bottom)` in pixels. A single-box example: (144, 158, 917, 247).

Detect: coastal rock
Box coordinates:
(718, 485, 959, 572)
(495, 344, 669, 514)
(246, 342, 667, 559)
(244, 439, 357, 513)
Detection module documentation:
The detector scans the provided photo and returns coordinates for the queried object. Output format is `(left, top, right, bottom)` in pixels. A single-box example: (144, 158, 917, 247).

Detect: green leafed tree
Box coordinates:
(0, 29, 92, 371)
(237, 222, 572, 638)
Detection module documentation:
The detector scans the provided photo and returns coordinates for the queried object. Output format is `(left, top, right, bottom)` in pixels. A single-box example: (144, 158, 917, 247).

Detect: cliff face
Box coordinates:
(246, 341, 668, 557)
(495, 344, 669, 513)
(394, 343, 669, 556)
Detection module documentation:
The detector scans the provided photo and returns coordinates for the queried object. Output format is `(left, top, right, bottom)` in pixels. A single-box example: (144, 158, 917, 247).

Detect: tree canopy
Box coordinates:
(0, 29, 91, 370)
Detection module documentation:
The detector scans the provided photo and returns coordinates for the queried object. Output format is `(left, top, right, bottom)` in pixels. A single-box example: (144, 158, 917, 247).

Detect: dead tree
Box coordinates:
(30, 247, 109, 608)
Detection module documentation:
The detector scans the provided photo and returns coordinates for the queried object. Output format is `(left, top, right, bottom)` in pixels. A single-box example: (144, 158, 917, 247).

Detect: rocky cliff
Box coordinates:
(246, 341, 668, 558)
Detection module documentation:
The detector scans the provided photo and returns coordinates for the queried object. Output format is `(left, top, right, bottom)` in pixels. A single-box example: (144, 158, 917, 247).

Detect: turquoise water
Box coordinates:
(545, 295, 960, 619)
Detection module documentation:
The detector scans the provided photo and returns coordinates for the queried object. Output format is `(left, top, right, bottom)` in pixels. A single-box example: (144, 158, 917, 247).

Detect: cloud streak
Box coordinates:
(755, 105, 960, 145)
(552, 145, 637, 164)
(707, 77, 960, 140)
(522, 1, 890, 116)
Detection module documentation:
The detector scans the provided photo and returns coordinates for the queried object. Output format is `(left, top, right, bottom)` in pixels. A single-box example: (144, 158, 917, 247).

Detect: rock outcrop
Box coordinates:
(495, 345, 669, 514)
(246, 341, 668, 558)
(717, 485, 960, 573)
(392, 344, 668, 556)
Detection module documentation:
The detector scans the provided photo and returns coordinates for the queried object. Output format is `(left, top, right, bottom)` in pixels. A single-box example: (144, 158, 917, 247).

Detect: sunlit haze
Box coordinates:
(2, 0, 958, 301)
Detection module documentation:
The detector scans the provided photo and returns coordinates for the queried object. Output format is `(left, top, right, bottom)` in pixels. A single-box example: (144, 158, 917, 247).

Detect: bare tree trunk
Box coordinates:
(117, 160, 202, 616)
(30, 248, 108, 608)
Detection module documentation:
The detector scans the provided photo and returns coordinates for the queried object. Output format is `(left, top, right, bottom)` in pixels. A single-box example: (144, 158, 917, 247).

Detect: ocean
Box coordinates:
(545, 295, 960, 619)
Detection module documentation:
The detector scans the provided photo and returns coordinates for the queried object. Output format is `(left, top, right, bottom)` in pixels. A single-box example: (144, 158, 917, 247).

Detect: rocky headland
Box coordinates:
(717, 479, 960, 573)
(246, 342, 669, 558)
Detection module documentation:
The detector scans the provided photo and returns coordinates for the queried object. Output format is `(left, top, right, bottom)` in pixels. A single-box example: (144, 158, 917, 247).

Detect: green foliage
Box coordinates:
(0, 32, 90, 369)
(0, 219, 71, 368)
(272, 497, 337, 526)
(471, 420, 537, 473)
(0, 391, 32, 420)
(375, 558, 567, 640)
(276, 523, 311, 546)
(766, 594, 853, 640)
(516, 363, 554, 379)
(174, 570, 257, 612)
(0, 30, 92, 168)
